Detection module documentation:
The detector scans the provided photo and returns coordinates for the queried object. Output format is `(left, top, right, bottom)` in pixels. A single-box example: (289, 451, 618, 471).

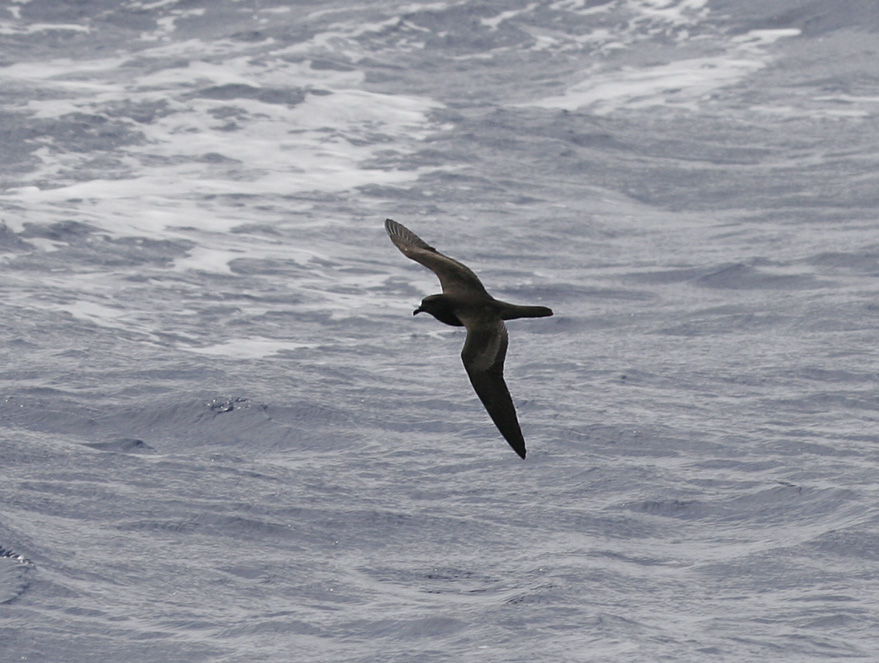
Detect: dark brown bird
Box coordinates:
(384, 218, 552, 459)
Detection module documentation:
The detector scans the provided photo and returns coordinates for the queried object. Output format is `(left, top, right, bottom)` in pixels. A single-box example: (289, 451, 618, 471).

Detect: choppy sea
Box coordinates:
(2, 1, 879, 661)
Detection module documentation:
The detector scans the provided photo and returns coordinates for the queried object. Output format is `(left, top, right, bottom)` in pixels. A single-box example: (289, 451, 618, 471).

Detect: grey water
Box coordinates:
(2, 1, 879, 661)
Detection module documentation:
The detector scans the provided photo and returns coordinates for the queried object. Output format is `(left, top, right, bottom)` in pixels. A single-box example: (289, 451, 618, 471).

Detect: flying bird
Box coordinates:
(384, 218, 553, 459)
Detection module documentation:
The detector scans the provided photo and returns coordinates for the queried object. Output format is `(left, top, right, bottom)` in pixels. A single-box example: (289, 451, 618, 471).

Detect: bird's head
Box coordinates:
(413, 294, 444, 317)
(412, 295, 464, 327)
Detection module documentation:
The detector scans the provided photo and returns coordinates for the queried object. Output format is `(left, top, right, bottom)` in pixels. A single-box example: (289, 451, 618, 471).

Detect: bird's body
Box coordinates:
(384, 218, 552, 459)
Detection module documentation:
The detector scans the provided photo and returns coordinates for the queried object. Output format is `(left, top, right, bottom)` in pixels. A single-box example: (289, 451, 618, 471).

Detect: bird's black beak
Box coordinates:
(413, 306, 423, 316)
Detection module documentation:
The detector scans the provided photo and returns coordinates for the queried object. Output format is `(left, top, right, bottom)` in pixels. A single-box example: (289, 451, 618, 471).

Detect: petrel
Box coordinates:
(384, 218, 553, 459)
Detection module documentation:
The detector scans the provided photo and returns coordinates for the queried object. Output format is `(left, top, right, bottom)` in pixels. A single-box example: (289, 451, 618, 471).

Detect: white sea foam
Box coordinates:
(0, 35, 445, 275)
(526, 56, 764, 113)
(186, 338, 317, 358)
(481, 5, 538, 30)
(549, 0, 707, 24)
(731, 28, 801, 51)
(629, 0, 708, 26)
(749, 104, 872, 120)
(0, 21, 90, 34)
(171, 247, 240, 274)
(519, 0, 710, 61)
(2, 53, 443, 200)
(59, 300, 130, 328)
(748, 88, 879, 120)
(1, 56, 125, 84)
(523, 28, 801, 114)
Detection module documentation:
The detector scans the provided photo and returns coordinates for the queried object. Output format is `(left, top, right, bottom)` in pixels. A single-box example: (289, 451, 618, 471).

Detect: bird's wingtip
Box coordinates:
(384, 218, 405, 240)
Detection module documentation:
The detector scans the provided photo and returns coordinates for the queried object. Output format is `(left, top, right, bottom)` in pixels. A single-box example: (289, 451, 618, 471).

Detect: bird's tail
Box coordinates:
(498, 303, 554, 320)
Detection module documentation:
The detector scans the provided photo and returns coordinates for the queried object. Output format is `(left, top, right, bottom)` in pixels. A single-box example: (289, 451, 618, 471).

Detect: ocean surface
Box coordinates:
(2, 1, 879, 661)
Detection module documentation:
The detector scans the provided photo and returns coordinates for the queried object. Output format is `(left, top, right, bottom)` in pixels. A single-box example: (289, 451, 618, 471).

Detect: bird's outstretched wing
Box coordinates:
(385, 218, 488, 296)
(460, 319, 526, 459)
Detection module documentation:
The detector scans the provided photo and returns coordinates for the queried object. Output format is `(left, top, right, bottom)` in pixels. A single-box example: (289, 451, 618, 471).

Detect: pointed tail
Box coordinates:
(498, 303, 553, 320)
